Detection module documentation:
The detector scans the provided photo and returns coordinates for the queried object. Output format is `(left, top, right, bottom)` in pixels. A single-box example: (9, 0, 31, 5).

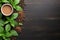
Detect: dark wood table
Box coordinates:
(17, 0, 60, 40)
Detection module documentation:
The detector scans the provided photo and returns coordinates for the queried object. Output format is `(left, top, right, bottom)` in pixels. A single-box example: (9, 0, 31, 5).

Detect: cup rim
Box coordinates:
(1, 4, 13, 16)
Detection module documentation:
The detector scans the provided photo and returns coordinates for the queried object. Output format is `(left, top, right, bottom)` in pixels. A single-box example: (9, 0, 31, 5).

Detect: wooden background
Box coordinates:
(17, 0, 60, 40)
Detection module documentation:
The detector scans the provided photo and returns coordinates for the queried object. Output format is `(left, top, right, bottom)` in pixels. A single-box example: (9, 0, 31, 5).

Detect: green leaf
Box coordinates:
(5, 38, 10, 40)
(11, 13, 18, 19)
(14, 0, 20, 5)
(6, 17, 10, 21)
(9, 0, 14, 5)
(0, 1, 1, 3)
(3, 37, 6, 40)
(4, 21, 9, 24)
(0, 4, 2, 8)
(0, 13, 2, 18)
(15, 6, 23, 11)
(0, 34, 4, 36)
(4, 38, 10, 40)
(0, 37, 3, 40)
(2, 0, 9, 3)
(3, 37, 10, 40)
(5, 24, 11, 32)
(10, 20, 15, 27)
(10, 30, 18, 36)
(0, 26, 4, 33)
(10, 20, 18, 27)
(5, 32, 12, 37)
(12, 3, 16, 8)
(14, 21, 18, 26)
(0, 20, 4, 26)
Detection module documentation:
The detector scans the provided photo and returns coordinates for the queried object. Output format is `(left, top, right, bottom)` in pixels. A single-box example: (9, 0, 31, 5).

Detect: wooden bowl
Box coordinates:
(1, 4, 13, 16)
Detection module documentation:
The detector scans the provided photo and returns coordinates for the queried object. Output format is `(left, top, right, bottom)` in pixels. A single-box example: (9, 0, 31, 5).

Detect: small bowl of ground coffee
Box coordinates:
(1, 4, 13, 16)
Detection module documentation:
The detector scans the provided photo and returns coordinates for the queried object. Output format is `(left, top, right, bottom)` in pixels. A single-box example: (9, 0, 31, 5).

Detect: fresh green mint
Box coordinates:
(0, 0, 23, 40)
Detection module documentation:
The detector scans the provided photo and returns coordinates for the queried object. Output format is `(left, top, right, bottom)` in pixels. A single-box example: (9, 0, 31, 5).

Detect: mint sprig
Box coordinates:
(0, 0, 23, 40)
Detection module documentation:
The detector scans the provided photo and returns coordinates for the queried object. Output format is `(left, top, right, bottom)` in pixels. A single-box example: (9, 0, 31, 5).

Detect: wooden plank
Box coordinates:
(17, 0, 60, 40)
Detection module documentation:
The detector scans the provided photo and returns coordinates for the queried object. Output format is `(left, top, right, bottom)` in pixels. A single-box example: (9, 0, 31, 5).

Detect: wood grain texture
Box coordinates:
(17, 0, 60, 40)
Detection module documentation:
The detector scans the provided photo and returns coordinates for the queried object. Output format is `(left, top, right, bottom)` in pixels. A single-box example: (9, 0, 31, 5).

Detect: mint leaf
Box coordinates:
(2, 0, 9, 3)
(0, 4, 2, 8)
(0, 37, 3, 40)
(3, 37, 6, 40)
(14, 0, 20, 5)
(12, 4, 15, 9)
(0, 0, 1, 3)
(15, 6, 23, 11)
(10, 30, 18, 36)
(4, 38, 10, 40)
(9, 0, 14, 5)
(11, 13, 18, 19)
(6, 17, 11, 21)
(5, 24, 11, 32)
(10, 20, 18, 27)
(0, 34, 4, 36)
(13, 21, 18, 26)
(0, 26, 4, 33)
(0, 13, 2, 18)
(6, 38, 10, 40)
(5, 32, 12, 37)
(4, 21, 9, 24)
(10, 20, 15, 27)
(0, 20, 4, 26)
